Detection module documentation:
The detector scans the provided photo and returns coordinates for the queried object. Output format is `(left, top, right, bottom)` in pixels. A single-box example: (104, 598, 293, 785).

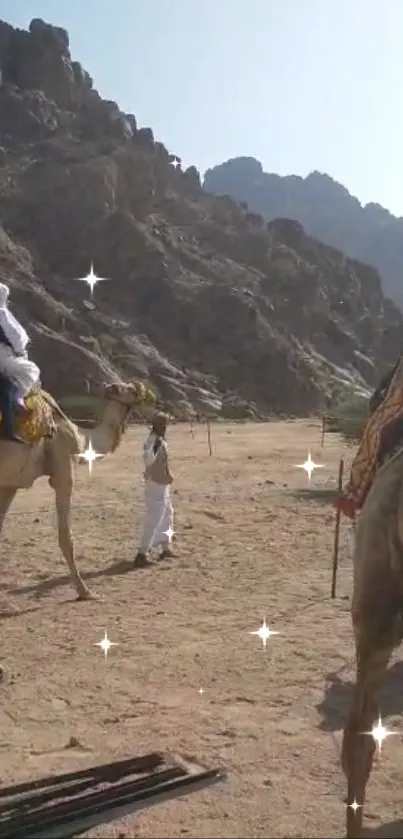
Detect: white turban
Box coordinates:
(0, 284, 29, 353)
(0, 284, 10, 306)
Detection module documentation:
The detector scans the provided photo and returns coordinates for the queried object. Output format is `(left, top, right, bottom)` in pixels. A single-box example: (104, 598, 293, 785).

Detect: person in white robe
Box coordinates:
(134, 412, 175, 567)
(0, 283, 40, 406)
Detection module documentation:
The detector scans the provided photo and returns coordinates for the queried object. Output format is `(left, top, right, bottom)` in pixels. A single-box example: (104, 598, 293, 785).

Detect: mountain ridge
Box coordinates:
(0, 18, 402, 417)
(203, 156, 403, 308)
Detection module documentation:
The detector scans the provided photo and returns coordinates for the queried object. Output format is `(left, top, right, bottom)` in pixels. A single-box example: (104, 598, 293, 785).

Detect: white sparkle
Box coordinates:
(363, 715, 397, 754)
(95, 631, 118, 658)
(78, 437, 103, 475)
(296, 450, 323, 482)
(250, 618, 280, 648)
(163, 526, 175, 544)
(348, 799, 361, 813)
(74, 263, 111, 297)
(170, 157, 181, 170)
(198, 687, 204, 695)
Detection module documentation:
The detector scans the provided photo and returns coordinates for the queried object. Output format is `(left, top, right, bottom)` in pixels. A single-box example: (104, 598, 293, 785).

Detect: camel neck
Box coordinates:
(90, 401, 126, 455)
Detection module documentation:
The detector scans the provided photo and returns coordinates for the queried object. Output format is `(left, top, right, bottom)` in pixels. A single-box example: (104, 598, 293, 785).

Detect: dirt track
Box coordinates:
(1, 420, 403, 838)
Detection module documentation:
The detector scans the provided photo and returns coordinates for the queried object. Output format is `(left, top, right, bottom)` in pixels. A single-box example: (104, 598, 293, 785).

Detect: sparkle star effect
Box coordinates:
(78, 437, 103, 475)
(198, 687, 204, 695)
(250, 618, 280, 648)
(95, 631, 118, 658)
(362, 715, 397, 755)
(347, 800, 361, 813)
(296, 450, 323, 482)
(170, 157, 181, 170)
(163, 526, 174, 544)
(75, 263, 111, 297)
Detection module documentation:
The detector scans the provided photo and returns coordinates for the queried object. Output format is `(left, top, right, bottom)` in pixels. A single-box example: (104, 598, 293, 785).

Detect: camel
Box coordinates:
(342, 446, 403, 837)
(0, 380, 155, 602)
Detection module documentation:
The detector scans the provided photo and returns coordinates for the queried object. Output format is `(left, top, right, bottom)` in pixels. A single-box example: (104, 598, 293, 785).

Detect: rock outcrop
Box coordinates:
(203, 157, 403, 309)
(0, 18, 402, 416)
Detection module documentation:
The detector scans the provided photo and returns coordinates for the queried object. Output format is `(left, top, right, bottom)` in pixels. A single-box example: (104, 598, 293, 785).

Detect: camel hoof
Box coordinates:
(77, 589, 100, 602)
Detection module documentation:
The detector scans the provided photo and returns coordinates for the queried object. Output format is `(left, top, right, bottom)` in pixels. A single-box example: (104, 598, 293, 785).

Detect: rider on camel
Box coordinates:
(0, 283, 40, 443)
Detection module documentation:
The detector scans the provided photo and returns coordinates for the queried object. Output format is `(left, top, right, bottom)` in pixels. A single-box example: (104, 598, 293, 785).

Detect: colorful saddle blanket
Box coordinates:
(0, 388, 56, 445)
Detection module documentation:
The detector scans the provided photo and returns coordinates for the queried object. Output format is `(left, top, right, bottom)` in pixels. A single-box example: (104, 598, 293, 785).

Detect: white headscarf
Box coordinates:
(0, 283, 29, 353)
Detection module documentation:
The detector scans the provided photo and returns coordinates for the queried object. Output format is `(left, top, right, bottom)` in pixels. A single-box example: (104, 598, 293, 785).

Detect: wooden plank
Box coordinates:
(0, 753, 225, 839)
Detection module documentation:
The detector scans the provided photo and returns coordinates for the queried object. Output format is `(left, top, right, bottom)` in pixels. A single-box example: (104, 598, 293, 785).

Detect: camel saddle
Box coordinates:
(0, 388, 56, 445)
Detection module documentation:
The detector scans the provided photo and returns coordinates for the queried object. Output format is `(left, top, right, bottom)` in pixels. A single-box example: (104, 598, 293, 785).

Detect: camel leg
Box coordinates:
(53, 478, 95, 601)
(0, 487, 17, 532)
(342, 625, 393, 838)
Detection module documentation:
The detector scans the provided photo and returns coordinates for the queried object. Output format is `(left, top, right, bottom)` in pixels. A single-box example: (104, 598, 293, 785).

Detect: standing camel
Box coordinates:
(0, 381, 155, 601)
(342, 446, 403, 837)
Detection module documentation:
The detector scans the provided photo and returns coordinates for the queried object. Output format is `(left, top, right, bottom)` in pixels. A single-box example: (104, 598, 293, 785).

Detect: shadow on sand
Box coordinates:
(3, 556, 162, 602)
(317, 661, 403, 732)
(288, 487, 341, 505)
(362, 819, 403, 838)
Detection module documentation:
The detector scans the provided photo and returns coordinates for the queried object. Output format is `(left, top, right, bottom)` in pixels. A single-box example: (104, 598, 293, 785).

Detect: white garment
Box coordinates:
(0, 284, 29, 354)
(0, 344, 40, 400)
(143, 431, 169, 474)
(139, 479, 174, 554)
(143, 431, 159, 469)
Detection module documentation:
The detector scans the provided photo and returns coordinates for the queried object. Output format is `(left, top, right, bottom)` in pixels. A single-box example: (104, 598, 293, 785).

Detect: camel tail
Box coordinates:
(41, 390, 85, 455)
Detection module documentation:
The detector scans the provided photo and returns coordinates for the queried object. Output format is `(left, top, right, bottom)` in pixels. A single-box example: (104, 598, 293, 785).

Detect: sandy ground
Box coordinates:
(0, 420, 403, 839)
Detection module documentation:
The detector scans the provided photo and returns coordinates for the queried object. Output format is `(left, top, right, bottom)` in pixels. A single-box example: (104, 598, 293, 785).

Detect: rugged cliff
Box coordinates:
(0, 18, 402, 417)
(204, 156, 403, 309)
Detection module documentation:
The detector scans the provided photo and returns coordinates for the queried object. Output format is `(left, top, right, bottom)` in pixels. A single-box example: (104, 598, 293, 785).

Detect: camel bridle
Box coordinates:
(104, 394, 137, 430)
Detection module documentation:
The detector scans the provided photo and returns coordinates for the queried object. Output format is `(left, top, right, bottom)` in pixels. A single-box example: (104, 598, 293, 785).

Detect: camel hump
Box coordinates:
(39, 388, 63, 414)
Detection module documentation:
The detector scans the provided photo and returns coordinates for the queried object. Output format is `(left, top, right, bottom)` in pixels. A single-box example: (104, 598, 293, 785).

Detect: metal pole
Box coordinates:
(331, 457, 344, 598)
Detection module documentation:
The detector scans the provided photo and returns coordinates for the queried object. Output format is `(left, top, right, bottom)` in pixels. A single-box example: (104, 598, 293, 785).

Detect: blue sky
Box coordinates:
(3, 0, 403, 214)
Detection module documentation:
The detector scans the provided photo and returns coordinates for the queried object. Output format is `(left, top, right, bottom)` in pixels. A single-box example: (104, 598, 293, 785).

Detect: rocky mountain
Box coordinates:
(0, 19, 402, 418)
(203, 157, 403, 309)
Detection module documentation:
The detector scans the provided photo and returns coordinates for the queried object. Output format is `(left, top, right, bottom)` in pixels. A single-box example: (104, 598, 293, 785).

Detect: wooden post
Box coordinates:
(206, 418, 212, 456)
(321, 414, 326, 448)
(190, 420, 194, 438)
(331, 457, 344, 599)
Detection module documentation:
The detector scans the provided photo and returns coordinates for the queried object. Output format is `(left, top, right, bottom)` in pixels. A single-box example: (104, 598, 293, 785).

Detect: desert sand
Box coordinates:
(1, 420, 402, 838)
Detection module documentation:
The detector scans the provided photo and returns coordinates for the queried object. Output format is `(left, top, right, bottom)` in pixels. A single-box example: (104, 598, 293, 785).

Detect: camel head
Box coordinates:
(101, 380, 157, 451)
